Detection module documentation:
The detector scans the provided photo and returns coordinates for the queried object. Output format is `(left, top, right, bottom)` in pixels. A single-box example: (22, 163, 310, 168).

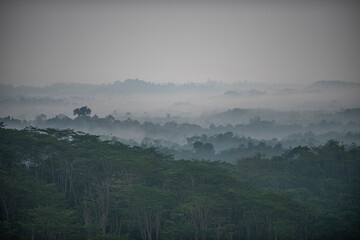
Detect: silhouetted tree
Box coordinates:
(73, 106, 91, 118)
(203, 142, 215, 153)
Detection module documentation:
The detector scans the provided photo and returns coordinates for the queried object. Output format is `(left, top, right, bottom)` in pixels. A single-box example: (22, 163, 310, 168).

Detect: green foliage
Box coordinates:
(235, 140, 360, 239)
(1, 127, 359, 239)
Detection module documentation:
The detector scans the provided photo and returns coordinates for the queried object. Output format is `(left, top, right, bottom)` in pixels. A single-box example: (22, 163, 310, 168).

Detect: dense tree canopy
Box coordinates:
(0, 126, 359, 239)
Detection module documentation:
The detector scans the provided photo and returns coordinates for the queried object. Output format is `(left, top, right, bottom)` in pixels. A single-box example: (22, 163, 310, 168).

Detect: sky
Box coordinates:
(0, 0, 359, 87)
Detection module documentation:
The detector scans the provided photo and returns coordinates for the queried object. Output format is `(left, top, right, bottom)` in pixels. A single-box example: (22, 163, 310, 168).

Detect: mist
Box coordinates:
(1, 79, 359, 120)
(1, 79, 359, 152)
(1, 1, 360, 238)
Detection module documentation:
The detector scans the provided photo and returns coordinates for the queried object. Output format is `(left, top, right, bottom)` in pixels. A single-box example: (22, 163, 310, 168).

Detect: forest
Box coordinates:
(1, 125, 359, 239)
(1, 107, 359, 163)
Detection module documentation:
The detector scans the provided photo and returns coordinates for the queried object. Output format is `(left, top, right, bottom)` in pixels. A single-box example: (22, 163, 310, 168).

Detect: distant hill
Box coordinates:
(0, 79, 226, 97)
(307, 80, 360, 89)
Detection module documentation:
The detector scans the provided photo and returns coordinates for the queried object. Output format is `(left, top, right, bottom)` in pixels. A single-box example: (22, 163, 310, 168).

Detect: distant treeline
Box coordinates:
(1, 79, 359, 97)
(1, 111, 359, 163)
(0, 79, 227, 98)
(1, 126, 359, 239)
(2, 109, 360, 140)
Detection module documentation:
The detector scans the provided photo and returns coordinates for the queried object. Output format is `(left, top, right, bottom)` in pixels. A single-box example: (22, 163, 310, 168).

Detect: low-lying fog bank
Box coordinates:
(1, 79, 359, 162)
(1, 79, 359, 121)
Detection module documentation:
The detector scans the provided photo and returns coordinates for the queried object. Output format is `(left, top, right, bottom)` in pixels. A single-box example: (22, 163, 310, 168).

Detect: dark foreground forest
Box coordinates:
(1, 126, 359, 240)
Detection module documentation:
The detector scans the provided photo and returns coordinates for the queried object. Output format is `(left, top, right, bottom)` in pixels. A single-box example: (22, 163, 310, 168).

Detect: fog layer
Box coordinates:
(1, 79, 359, 121)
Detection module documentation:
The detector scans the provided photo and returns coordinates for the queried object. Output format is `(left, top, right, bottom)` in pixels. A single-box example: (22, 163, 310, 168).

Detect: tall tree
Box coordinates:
(73, 106, 91, 118)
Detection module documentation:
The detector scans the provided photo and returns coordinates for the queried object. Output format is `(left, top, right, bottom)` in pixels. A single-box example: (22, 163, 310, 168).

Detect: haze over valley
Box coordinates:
(1, 79, 359, 120)
(1, 79, 359, 163)
(1, 1, 360, 239)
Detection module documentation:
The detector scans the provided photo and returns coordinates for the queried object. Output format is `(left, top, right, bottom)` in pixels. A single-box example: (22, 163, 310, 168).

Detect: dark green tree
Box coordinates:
(73, 106, 91, 118)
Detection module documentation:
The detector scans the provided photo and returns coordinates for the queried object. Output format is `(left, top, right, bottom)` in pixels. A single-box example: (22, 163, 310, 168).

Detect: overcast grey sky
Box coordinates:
(1, 0, 359, 86)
